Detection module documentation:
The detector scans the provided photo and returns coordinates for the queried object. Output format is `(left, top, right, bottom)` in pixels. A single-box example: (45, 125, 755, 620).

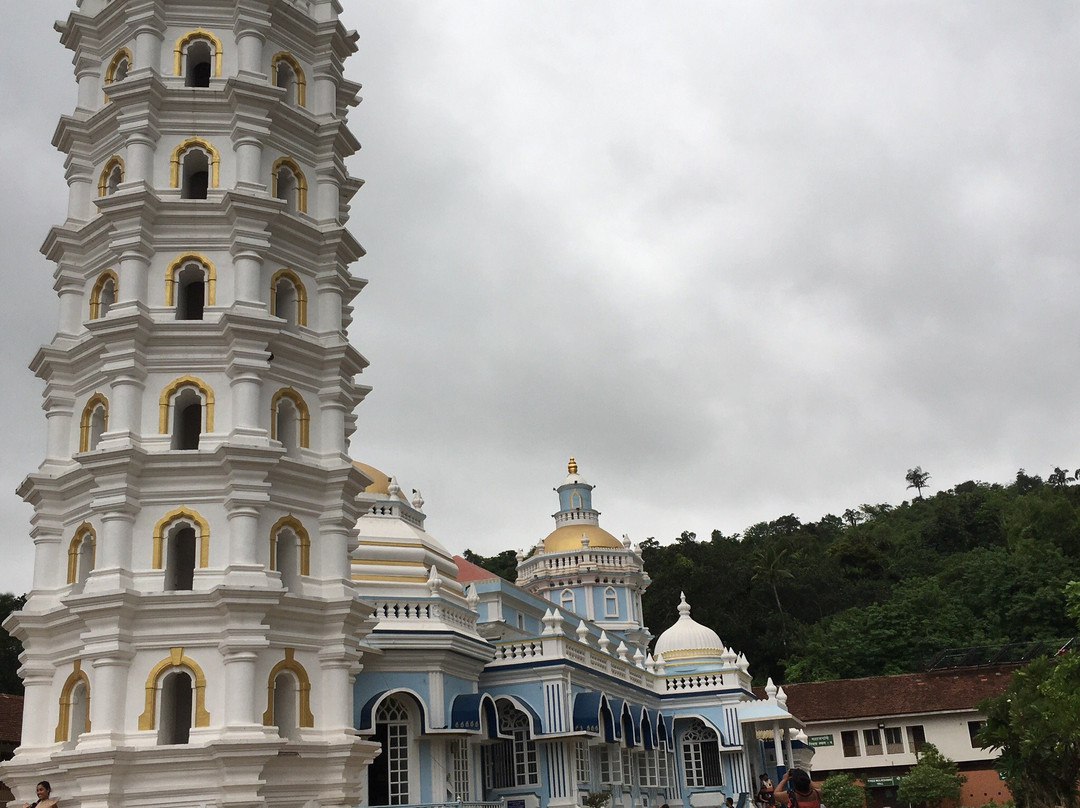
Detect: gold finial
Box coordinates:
(568, 456, 578, 474)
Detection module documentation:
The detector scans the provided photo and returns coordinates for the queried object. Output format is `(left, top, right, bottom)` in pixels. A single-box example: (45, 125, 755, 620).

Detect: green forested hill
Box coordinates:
(638, 469, 1080, 684)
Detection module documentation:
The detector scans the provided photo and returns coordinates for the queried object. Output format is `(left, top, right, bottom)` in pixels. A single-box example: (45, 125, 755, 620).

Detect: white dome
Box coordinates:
(653, 593, 725, 661)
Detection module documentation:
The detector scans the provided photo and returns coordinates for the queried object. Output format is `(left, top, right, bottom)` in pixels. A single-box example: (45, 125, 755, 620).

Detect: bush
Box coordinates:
(820, 772, 865, 808)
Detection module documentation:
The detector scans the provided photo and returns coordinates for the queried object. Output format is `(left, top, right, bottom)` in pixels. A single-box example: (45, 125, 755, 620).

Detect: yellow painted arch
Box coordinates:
(79, 393, 109, 452)
(262, 648, 314, 728)
(269, 268, 308, 326)
(89, 269, 118, 320)
(55, 660, 91, 742)
(158, 374, 215, 434)
(164, 252, 216, 307)
(173, 29, 223, 78)
(97, 155, 124, 196)
(271, 156, 308, 213)
(270, 387, 310, 448)
(66, 522, 96, 584)
(137, 647, 210, 731)
(169, 138, 220, 189)
(151, 506, 210, 570)
(270, 52, 306, 107)
(269, 514, 311, 576)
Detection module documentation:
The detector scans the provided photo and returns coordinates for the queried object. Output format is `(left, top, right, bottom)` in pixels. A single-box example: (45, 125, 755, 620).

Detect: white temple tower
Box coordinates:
(1, 1, 379, 806)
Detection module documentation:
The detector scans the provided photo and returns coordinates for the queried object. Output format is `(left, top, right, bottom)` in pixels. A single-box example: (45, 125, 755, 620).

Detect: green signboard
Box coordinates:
(807, 735, 834, 747)
(865, 777, 901, 788)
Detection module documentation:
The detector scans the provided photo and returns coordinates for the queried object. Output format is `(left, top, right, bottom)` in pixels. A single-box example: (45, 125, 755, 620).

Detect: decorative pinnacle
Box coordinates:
(678, 592, 692, 619)
(568, 456, 578, 474)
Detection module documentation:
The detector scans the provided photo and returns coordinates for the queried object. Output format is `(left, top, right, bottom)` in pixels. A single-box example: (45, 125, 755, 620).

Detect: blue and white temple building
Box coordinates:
(0, 1, 805, 807)
(351, 458, 806, 808)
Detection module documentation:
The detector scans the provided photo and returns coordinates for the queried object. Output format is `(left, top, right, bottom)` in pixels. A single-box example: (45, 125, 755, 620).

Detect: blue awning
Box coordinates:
(450, 693, 500, 737)
(357, 689, 429, 733)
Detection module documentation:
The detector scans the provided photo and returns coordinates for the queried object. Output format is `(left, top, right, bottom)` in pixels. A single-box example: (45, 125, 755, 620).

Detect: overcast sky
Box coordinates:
(1, 2, 1078, 594)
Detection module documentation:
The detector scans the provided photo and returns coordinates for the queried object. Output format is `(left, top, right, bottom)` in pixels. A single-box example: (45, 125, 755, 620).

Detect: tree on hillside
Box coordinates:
(751, 546, 793, 648)
(462, 549, 518, 582)
(0, 593, 26, 695)
(1048, 467, 1071, 489)
(977, 582, 1080, 808)
(906, 466, 931, 499)
(896, 743, 964, 808)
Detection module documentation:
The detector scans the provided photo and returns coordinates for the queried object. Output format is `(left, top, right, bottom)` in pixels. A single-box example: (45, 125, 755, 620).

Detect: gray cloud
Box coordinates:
(1, 1, 1078, 592)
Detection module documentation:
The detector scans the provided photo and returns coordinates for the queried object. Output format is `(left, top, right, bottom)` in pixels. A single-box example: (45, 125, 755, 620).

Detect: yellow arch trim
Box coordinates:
(152, 506, 211, 570)
(97, 155, 125, 197)
(164, 252, 216, 307)
(270, 387, 310, 448)
(79, 393, 109, 453)
(103, 47, 133, 102)
(269, 268, 308, 326)
(137, 647, 210, 731)
(55, 660, 91, 742)
(158, 374, 215, 434)
(262, 648, 314, 728)
(270, 52, 307, 107)
(173, 29, 223, 78)
(89, 269, 118, 320)
(169, 137, 220, 189)
(65, 522, 97, 585)
(269, 514, 311, 576)
(271, 156, 308, 213)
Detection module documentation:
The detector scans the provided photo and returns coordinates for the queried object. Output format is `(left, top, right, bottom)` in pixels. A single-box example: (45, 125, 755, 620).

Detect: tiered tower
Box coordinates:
(516, 458, 652, 649)
(2, 1, 378, 806)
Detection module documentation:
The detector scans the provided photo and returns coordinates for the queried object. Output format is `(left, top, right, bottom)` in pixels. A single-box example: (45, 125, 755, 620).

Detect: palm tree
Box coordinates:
(906, 466, 931, 499)
(751, 546, 794, 647)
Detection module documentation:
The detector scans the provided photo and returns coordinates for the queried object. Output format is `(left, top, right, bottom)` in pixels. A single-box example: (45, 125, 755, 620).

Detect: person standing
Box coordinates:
(23, 781, 58, 808)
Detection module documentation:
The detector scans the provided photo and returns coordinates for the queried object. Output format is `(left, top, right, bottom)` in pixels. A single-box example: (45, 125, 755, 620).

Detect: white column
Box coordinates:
(17, 664, 55, 748)
(317, 280, 344, 333)
(133, 23, 164, 75)
(56, 276, 84, 335)
(233, 137, 265, 191)
(124, 133, 156, 186)
(772, 722, 784, 779)
(86, 511, 136, 594)
(226, 506, 261, 570)
(31, 527, 64, 592)
(312, 73, 337, 116)
(235, 29, 265, 78)
(783, 727, 794, 770)
(117, 250, 151, 307)
(74, 58, 100, 113)
(233, 251, 264, 306)
(108, 372, 145, 442)
(223, 649, 260, 727)
(85, 655, 130, 744)
(66, 158, 94, 222)
(43, 395, 75, 461)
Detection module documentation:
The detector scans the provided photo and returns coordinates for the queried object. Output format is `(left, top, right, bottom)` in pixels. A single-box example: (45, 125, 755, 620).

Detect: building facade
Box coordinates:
(781, 668, 1016, 808)
(1, 2, 803, 807)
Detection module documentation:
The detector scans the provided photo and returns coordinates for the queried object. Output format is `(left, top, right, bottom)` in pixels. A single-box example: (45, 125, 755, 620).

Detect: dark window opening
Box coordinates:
(181, 150, 209, 199)
(165, 525, 197, 591)
(176, 266, 205, 320)
(185, 41, 212, 87)
(841, 730, 859, 757)
(171, 388, 202, 450)
(158, 670, 193, 744)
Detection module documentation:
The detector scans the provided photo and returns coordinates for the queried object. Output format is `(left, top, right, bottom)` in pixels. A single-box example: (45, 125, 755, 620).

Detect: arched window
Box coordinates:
(103, 47, 132, 101)
(165, 253, 216, 320)
(271, 52, 306, 107)
(152, 507, 210, 592)
(571, 491, 583, 509)
(138, 648, 210, 745)
(173, 30, 222, 87)
(262, 648, 314, 739)
(371, 696, 415, 806)
(681, 719, 722, 788)
(270, 269, 308, 326)
(79, 393, 109, 452)
(66, 523, 96, 585)
(604, 586, 618, 618)
(560, 588, 575, 612)
(54, 660, 91, 743)
(159, 376, 215, 451)
(180, 149, 209, 199)
(169, 139, 220, 197)
(269, 515, 311, 588)
(98, 156, 124, 197)
(270, 387, 310, 452)
(483, 700, 539, 789)
(271, 157, 307, 213)
(89, 270, 118, 320)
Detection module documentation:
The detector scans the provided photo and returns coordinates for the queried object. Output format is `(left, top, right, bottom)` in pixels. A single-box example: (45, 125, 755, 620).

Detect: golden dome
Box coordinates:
(543, 524, 622, 553)
(352, 461, 407, 499)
